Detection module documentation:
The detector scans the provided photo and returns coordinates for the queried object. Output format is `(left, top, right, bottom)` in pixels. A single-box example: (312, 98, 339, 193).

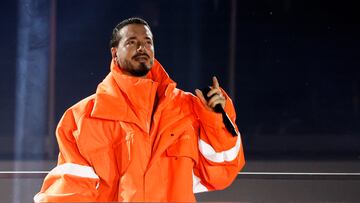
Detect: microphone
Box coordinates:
(202, 86, 238, 137)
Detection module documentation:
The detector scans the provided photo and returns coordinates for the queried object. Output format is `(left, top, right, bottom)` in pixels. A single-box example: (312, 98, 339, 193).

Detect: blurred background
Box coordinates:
(1, 0, 360, 202)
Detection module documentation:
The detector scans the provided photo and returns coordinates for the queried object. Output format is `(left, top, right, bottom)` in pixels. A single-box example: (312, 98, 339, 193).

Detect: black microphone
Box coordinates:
(202, 86, 238, 137)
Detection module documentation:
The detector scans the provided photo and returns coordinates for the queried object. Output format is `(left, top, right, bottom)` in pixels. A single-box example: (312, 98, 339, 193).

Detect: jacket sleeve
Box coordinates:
(191, 89, 245, 193)
(34, 109, 99, 202)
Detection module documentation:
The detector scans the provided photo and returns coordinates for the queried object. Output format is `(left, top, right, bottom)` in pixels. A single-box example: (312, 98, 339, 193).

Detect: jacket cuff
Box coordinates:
(193, 89, 238, 151)
(194, 88, 236, 129)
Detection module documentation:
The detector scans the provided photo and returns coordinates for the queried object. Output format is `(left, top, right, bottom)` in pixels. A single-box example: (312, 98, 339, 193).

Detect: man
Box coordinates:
(34, 17, 245, 202)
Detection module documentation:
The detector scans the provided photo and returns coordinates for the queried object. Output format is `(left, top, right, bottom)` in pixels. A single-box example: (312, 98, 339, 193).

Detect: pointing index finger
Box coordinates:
(212, 76, 219, 88)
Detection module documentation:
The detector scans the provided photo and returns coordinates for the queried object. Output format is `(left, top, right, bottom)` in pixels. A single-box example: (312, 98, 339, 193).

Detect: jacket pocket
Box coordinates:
(166, 135, 198, 164)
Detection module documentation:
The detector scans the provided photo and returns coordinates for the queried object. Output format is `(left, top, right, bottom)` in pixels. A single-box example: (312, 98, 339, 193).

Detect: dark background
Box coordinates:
(1, 0, 360, 160)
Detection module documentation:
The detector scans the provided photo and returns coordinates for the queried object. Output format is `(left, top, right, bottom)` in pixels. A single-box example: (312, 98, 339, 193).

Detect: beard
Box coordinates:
(129, 62, 151, 77)
(119, 57, 153, 77)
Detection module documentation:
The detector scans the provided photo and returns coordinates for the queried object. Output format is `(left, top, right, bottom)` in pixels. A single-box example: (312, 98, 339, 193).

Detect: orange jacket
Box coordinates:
(34, 59, 245, 202)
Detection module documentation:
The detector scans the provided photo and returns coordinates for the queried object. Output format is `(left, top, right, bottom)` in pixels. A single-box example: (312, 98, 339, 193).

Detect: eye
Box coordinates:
(146, 40, 152, 45)
(126, 40, 136, 45)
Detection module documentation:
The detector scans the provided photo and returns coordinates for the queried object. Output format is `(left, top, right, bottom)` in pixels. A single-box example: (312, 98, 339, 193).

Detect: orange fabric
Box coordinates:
(35, 59, 245, 202)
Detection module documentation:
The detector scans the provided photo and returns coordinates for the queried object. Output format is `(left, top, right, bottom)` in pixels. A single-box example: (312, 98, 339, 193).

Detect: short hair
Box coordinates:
(109, 17, 151, 48)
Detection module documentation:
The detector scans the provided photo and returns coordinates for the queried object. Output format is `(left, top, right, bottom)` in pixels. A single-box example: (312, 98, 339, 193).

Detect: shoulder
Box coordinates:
(60, 94, 96, 127)
(170, 88, 199, 114)
(171, 87, 196, 100)
(177, 89, 200, 105)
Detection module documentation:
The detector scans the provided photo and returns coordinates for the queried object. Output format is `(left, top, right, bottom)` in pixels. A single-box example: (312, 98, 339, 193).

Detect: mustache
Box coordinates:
(132, 53, 150, 59)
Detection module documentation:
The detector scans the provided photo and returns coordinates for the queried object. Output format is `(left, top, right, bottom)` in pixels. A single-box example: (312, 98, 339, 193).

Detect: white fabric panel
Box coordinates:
(48, 163, 99, 179)
(199, 132, 241, 163)
(192, 171, 208, 193)
(33, 193, 43, 202)
(33, 163, 99, 202)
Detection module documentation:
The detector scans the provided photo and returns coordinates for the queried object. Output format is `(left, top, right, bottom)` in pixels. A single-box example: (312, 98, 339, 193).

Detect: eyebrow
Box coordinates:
(125, 36, 152, 41)
(125, 36, 137, 41)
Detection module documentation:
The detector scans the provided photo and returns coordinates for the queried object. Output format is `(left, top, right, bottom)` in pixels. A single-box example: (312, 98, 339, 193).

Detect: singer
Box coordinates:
(34, 17, 245, 202)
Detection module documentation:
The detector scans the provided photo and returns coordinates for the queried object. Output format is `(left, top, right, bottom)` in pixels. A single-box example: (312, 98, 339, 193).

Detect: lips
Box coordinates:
(133, 54, 149, 61)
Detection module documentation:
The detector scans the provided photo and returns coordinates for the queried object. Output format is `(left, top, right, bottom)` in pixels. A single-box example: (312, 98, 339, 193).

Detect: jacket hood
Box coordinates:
(110, 58, 175, 97)
(90, 59, 177, 131)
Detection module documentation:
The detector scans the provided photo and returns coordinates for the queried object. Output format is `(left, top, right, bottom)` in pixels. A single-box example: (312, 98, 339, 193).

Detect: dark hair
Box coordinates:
(109, 17, 151, 48)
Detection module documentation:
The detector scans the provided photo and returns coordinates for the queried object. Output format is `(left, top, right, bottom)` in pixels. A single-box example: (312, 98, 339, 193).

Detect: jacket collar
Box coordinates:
(90, 59, 176, 132)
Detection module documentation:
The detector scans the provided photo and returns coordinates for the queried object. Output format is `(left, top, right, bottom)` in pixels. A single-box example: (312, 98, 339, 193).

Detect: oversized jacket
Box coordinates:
(34, 59, 245, 202)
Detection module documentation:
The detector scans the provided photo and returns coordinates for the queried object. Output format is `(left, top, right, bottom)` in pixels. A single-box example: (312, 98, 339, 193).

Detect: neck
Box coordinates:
(123, 71, 148, 79)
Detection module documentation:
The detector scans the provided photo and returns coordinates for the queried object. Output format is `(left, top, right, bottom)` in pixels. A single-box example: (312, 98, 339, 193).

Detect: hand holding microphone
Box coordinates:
(195, 76, 238, 137)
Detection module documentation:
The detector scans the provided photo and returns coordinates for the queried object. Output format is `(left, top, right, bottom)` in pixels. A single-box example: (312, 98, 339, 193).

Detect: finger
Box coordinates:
(207, 87, 222, 98)
(208, 94, 226, 109)
(195, 89, 208, 106)
(209, 98, 225, 109)
(212, 76, 220, 88)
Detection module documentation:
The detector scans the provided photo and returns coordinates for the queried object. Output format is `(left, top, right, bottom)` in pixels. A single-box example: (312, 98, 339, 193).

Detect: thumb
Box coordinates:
(195, 89, 207, 106)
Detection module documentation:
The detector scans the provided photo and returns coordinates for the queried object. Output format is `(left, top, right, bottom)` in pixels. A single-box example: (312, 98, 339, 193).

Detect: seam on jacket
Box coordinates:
(69, 95, 95, 125)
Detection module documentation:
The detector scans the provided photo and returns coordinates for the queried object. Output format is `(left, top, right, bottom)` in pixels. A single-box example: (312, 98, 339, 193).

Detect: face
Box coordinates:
(111, 24, 154, 77)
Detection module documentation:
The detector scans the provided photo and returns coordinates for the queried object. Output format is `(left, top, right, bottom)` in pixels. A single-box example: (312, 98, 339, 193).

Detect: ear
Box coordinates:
(111, 47, 117, 60)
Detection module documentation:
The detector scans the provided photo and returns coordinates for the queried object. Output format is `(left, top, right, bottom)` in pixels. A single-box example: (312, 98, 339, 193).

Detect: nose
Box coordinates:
(136, 43, 146, 53)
